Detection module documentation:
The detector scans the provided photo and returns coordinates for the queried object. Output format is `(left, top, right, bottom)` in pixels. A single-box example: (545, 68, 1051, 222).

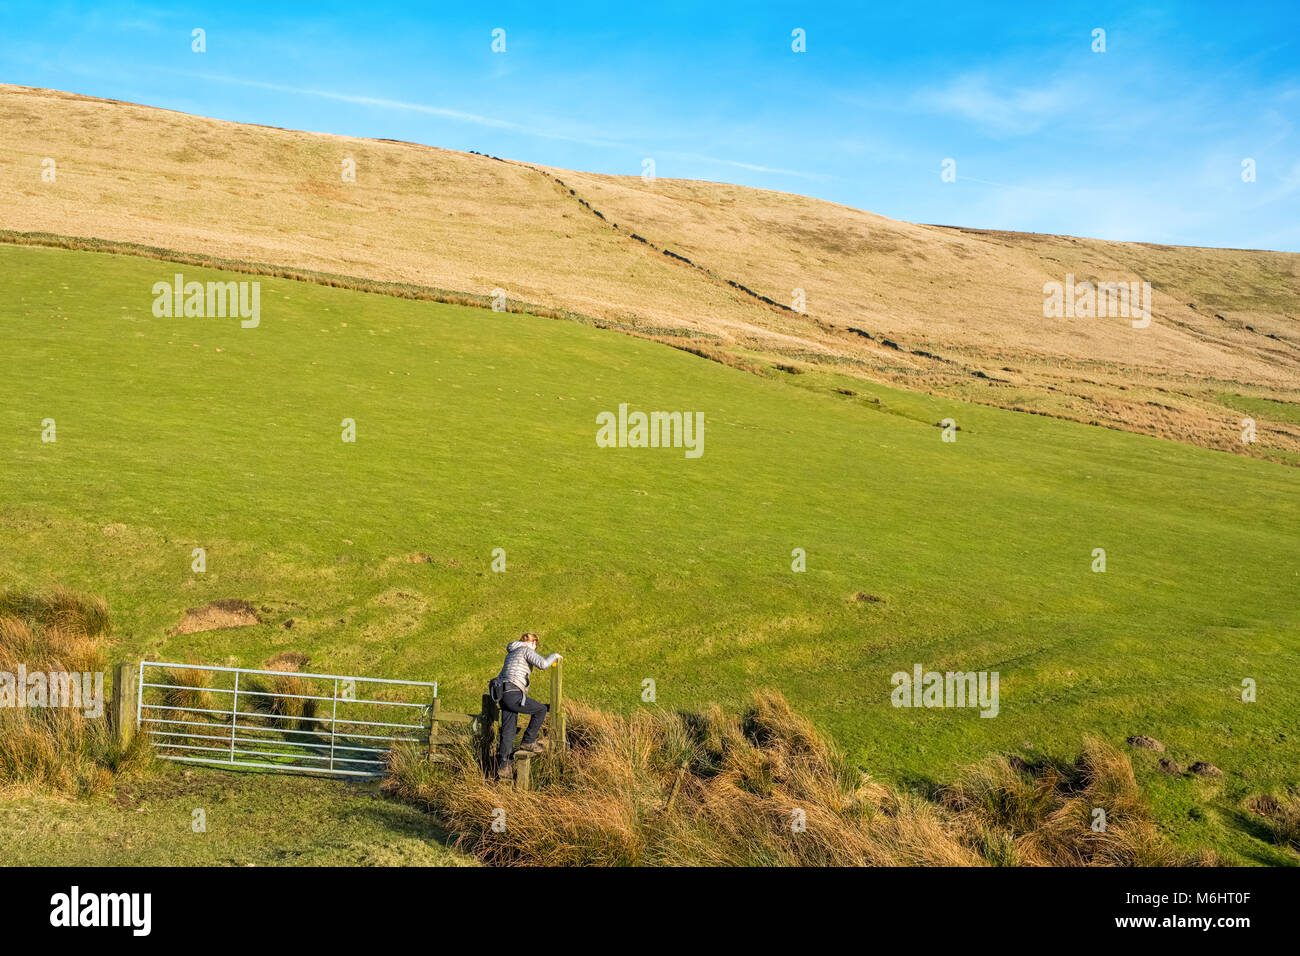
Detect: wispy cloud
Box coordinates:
(660, 150, 829, 181)
(157, 68, 825, 180)
(165, 69, 626, 148)
(6, 0, 1294, 249)
(912, 73, 1080, 135)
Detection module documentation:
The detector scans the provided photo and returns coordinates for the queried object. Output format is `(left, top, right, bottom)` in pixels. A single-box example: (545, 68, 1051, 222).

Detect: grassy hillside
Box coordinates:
(2, 83, 1297, 461)
(1, 243, 1297, 862)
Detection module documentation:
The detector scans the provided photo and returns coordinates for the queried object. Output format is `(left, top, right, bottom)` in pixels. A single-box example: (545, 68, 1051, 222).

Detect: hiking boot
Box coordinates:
(517, 741, 546, 754)
(495, 763, 513, 780)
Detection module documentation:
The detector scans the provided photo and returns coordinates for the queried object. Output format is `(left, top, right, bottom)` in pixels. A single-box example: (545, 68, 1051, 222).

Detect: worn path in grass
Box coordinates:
(1, 244, 1297, 863)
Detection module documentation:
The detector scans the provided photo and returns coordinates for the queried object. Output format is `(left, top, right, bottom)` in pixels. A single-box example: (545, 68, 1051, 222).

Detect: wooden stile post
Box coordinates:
(550, 657, 565, 749)
(426, 695, 440, 758)
(480, 693, 500, 775)
(111, 661, 138, 749)
(512, 752, 532, 791)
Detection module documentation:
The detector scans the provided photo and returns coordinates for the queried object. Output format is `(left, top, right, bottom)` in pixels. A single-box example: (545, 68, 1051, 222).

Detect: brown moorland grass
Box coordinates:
(245, 651, 320, 735)
(152, 664, 230, 749)
(2, 83, 1297, 462)
(384, 690, 1212, 866)
(0, 588, 149, 795)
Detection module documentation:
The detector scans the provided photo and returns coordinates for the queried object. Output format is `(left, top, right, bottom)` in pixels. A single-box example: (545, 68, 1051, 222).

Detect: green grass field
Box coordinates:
(2, 243, 1297, 864)
(0, 764, 472, 866)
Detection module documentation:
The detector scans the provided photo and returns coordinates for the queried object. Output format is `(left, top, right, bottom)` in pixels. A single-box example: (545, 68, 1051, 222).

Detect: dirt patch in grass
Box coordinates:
(373, 589, 427, 610)
(168, 599, 260, 635)
(266, 650, 309, 670)
(387, 552, 461, 567)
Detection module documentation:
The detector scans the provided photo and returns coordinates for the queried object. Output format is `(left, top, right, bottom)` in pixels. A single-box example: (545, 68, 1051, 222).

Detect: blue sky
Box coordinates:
(3, 0, 1298, 250)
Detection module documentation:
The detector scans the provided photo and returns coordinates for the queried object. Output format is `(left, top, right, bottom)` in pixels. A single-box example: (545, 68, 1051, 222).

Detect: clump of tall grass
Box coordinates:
(941, 739, 1210, 866)
(157, 665, 214, 712)
(0, 588, 110, 642)
(1246, 791, 1300, 852)
(0, 588, 149, 795)
(243, 651, 320, 735)
(152, 665, 229, 749)
(384, 690, 1206, 867)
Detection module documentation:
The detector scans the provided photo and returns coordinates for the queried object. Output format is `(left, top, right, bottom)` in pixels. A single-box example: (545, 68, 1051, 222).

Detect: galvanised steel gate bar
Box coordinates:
(137, 661, 437, 777)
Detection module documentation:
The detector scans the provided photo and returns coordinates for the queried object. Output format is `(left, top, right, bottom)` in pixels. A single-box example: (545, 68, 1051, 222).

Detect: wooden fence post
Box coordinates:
(512, 752, 532, 791)
(111, 661, 138, 749)
(551, 658, 565, 750)
(479, 693, 500, 775)
(426, 695, 440, 758)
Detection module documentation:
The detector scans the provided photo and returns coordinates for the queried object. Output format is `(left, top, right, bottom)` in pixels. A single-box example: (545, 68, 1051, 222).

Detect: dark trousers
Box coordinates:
(497, 688, 547, 768)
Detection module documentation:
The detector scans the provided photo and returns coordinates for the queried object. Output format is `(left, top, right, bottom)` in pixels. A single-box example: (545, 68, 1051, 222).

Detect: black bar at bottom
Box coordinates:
(0, 865, 1285, 942)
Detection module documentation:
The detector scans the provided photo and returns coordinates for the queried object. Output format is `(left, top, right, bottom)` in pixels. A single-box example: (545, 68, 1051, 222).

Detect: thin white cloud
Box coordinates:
(158, 68, 825, 180)
(912, 73, 1079, 135)
(168, 69, 626, 148)
(661, 150, 829, 181)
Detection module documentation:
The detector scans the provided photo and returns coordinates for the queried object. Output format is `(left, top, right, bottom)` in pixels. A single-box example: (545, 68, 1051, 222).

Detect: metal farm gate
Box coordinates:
(137, 661, 437, 777)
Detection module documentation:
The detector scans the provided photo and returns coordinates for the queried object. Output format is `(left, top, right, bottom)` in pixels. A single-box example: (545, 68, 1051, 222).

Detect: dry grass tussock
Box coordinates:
(0, 588, 150, 795)
(244, 651, 320, 734)
(155, 651, 323, 749)
(1245, 790, 1300, 852)
(385, 690, 1210, 866)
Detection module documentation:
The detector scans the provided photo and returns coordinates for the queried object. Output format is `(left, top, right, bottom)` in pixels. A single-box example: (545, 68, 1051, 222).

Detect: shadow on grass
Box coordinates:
(350, 794, 462, 849)
(146, 759, 463, 855)
(1217, 805, 1299, 867)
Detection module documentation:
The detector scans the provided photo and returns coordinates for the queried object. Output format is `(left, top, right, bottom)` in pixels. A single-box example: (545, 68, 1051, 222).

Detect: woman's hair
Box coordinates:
(520, 632, 538, 643)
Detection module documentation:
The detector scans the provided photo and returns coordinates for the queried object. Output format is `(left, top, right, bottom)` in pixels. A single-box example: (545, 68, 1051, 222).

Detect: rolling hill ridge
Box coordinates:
(2, 83, 1297, 461)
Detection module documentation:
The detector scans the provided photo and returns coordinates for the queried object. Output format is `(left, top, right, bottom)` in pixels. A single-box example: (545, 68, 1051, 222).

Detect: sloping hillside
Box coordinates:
(4, 242, 1299, 863)
(2, 83, 1297, 460)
